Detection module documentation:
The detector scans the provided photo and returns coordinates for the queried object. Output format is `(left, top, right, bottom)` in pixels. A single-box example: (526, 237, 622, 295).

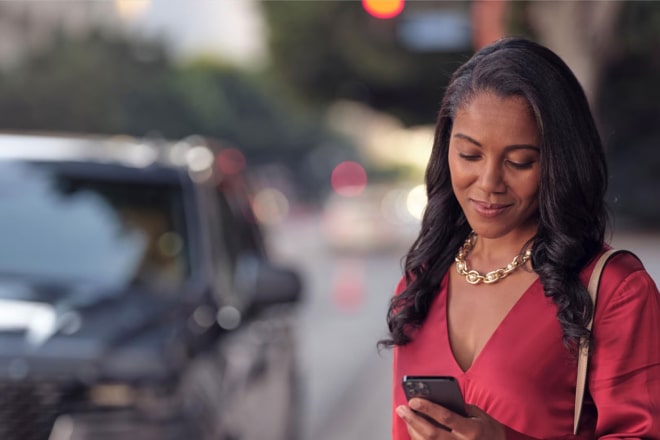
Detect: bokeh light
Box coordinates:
(331, 161, 368, 197)
(252, 187, 290, 225)
(114, 0, 151, 21)
(362, 0, 404, 19)
(406, 184, 427, 220)
(185, 146, 215, 172)
(381, 188, 410, 222)
(215, 148, 246, 176)
(158, 232, 183, 257)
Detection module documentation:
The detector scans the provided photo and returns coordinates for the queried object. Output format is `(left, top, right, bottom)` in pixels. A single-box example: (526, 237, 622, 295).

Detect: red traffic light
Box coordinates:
(362, 0, 404, 19)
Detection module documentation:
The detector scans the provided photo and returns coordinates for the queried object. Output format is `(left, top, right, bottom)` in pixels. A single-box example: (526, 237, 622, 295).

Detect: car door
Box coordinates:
(207, 181, 300, 440)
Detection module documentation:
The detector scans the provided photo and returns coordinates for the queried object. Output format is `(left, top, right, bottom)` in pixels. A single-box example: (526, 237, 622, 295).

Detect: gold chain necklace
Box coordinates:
(455, 232, 532, 285)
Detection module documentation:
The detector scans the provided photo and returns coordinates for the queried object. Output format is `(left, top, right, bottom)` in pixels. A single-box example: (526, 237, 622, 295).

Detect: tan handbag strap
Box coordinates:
(573, 249, 622, 435)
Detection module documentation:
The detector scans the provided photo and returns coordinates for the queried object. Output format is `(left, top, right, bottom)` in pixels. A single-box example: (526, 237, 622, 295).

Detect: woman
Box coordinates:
(382, 37, 660, 439)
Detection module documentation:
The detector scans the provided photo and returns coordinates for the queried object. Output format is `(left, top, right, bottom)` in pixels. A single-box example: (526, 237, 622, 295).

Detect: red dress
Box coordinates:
(392, 251, 660, 439)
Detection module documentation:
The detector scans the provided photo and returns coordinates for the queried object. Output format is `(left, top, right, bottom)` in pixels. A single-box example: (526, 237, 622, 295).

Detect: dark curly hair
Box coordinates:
(380, 37, 609, 352)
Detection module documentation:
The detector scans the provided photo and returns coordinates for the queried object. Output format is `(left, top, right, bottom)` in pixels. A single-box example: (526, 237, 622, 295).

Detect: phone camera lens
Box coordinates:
(415, 382, 429, 396)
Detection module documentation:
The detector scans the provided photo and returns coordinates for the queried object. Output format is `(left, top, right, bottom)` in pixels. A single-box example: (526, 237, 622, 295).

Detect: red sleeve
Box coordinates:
(502, 426, 541, 439)
(589, 254, 660, 438)
(392, 344, 406, 439)
(392, 276, 407, 439)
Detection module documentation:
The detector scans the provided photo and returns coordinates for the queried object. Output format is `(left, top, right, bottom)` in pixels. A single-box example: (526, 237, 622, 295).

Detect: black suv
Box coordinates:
(0, 133, 302, 440)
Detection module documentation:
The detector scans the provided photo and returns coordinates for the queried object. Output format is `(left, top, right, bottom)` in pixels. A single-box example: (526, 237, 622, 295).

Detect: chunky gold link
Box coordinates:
(455, 232, 532, 285)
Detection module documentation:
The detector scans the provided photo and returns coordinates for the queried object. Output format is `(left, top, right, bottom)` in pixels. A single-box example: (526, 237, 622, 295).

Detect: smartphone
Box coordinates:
(402, 375, 467, 418)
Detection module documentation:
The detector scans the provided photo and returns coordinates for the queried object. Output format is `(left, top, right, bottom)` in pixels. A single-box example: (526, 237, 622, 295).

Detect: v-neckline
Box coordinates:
(443, 273, 541, 375)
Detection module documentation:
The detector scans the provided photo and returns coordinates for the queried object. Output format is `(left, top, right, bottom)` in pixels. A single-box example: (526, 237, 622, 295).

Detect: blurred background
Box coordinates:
(0, 1, 658, 439)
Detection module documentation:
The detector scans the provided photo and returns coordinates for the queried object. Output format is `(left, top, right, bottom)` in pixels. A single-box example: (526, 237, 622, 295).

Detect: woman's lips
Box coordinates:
(471, 200, 512, 218)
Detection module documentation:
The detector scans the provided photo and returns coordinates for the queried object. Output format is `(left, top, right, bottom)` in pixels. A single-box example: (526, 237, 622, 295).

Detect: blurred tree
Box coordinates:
(598, 1, 660, 227)
(174, 58, 316, 159)
(172, 58, 359, 200)
(0, 30, 193, 136)
(0, 30, 328, 154)
(0, 31, 356, 201)
(260, 0, 473, 126)
(526, 0, 622, 111)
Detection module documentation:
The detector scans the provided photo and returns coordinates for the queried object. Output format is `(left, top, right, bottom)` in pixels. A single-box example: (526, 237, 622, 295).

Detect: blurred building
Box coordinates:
(0, 0, 267, 69)
(0, 2, 118, 69)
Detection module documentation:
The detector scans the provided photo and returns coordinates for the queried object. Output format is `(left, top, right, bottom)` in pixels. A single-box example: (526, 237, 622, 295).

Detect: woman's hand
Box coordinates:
(396, 398, 506, 440)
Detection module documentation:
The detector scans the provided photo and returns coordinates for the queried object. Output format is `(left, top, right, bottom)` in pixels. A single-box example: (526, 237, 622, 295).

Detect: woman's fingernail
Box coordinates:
(408, 398, 421, 410)
(396, 406, 406, 417)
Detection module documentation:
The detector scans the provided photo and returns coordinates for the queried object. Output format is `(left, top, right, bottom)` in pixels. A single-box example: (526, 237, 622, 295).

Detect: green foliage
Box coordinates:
(173, 59, 316, 158)
(0, 31, 357, 200)
(0, 32, 326, 153)
(261, 0, 473, 126)
(170, 58, 360, 201)
(0, 31, 188, 136)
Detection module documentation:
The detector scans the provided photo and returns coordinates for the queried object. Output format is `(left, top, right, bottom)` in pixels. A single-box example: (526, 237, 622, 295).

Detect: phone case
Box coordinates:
(402, 375, 467, 417)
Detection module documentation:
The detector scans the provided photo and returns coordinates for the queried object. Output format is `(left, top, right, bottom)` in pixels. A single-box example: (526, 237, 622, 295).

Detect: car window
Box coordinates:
(0, 161, 189, 294)
(202, 185, 237, 299)
(218, 184, 264, 257)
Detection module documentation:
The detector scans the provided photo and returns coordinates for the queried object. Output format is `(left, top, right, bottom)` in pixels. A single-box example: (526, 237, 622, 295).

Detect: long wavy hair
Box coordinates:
(380, 37, 608, 352)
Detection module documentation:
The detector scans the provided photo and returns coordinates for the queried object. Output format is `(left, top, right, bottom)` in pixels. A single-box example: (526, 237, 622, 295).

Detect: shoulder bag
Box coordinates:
(573, 249, 627, 435)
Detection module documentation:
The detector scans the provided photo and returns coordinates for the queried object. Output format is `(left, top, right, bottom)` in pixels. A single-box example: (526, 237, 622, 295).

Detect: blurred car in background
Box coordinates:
(0, 133, 303, 440)
(320, 183, 424, 254)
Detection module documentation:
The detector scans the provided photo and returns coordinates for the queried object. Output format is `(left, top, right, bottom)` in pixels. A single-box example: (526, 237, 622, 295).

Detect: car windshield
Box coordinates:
(0, 161, 189, 292)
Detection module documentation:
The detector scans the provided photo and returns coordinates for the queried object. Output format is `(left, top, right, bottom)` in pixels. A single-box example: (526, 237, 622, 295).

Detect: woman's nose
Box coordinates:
(478, 161, 506, 193)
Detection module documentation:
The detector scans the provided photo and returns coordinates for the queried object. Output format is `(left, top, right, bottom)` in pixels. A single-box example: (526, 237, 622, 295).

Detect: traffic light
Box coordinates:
(362, 0, 404, 19)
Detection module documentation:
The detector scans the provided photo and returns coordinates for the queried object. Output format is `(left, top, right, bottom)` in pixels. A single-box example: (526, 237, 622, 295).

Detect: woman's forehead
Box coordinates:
(450, 93, 540, 146)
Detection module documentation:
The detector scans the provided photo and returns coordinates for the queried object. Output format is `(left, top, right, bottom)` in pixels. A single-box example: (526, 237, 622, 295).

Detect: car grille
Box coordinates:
(0, 381, 61, 440)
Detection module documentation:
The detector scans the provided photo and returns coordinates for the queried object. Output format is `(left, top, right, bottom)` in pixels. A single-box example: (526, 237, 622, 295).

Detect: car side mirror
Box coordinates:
(234, 255, 303, 310)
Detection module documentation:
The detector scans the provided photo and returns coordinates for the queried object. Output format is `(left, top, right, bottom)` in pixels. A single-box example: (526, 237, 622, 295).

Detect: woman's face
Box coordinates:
(448, 92, 541, 240)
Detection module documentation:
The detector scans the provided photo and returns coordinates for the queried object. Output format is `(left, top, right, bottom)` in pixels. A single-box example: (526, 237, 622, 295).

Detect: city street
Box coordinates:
(0, 2, 657, 439)
(267, 211, 403, 440)
(266, 211, 660, 440)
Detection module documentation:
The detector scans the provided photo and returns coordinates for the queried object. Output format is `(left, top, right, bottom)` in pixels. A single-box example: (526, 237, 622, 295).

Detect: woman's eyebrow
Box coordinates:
(453, 133, 481, 146)
(453, 132, 539, 152)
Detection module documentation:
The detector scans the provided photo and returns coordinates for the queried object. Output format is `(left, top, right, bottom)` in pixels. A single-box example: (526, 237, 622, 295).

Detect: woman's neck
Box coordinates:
(467, 230, 535, 271)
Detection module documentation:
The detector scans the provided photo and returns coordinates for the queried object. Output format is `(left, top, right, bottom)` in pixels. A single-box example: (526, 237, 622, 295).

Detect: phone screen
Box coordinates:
(402, 375, 467, 418)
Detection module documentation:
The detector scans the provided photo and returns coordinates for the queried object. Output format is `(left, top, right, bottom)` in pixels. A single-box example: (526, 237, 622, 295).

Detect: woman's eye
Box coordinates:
(458, 153, 480, 161)
(508, 160, 535, 170)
